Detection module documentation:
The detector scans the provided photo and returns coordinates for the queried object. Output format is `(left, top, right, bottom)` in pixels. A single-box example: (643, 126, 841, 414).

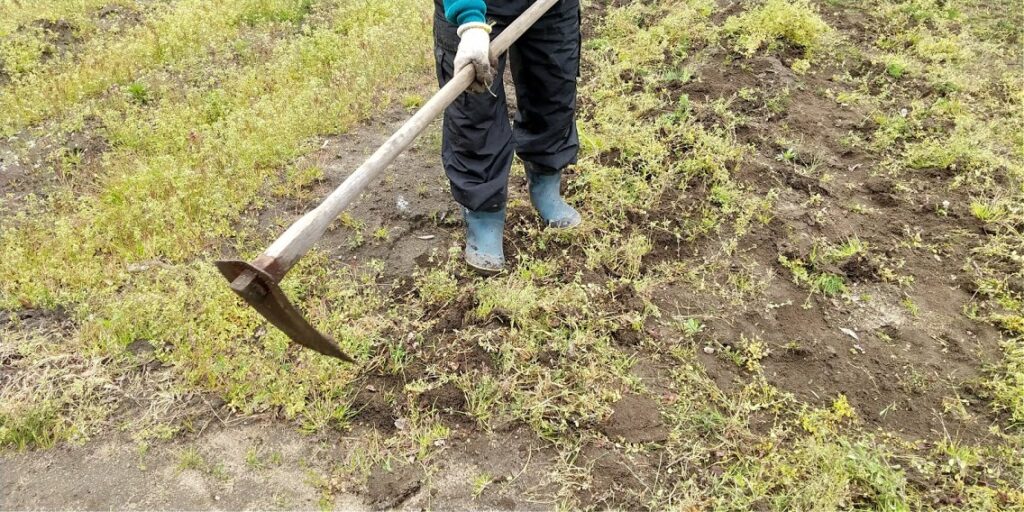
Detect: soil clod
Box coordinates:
(366, 463, 423, 510)
(599, 393, 668, 443)
(417, 381, 467, 414)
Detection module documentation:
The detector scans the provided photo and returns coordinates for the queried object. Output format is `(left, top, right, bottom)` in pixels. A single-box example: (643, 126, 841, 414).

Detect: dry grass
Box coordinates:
(1, 0, 1022, 509)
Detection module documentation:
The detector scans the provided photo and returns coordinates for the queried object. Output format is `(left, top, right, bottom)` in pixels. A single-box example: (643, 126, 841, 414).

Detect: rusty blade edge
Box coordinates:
(215, 259, 354, 363)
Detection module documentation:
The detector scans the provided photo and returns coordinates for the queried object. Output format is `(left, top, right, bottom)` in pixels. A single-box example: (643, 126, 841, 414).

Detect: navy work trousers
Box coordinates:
(433, 0, 581, 212)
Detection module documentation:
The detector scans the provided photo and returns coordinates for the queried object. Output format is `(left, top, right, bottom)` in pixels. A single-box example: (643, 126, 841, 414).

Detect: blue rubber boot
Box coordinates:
(526, 168, 582, 228)
(462, 206, 506, 274)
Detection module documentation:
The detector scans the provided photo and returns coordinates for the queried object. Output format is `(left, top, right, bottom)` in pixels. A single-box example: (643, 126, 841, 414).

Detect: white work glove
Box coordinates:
(454, 22, 495, 94)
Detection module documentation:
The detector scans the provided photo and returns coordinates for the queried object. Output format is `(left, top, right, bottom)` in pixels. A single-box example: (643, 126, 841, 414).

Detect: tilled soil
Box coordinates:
(248, 108, 459, 281)
(1, 0, 1019, 509)
(656, 45, 1006, 443)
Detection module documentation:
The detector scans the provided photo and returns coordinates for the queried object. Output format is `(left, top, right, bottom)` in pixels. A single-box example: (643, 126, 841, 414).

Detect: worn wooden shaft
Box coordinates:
(259, 0, 560, 278)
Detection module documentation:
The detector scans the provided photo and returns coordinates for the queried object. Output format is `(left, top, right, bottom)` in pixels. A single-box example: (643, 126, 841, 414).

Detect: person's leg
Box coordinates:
(433, 9, 513, 271)
(509, 0, 580, 172)
(508, 0, 582, 227)
(434, 10, 512, 213)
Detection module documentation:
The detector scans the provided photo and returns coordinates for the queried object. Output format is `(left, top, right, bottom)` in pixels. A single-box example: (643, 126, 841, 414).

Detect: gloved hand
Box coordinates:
(454, 22, 495, 94)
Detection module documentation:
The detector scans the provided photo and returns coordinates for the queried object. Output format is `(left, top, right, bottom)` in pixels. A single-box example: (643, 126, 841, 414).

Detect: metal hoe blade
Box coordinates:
(216, 260, 354, 362)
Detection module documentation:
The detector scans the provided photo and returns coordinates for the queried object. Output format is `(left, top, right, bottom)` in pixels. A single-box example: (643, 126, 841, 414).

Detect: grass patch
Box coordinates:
(723, 0, 832, 58)
(1, 0, 1023, 509)
(0, 0, 432, 447)
(0, 0, 318, 135)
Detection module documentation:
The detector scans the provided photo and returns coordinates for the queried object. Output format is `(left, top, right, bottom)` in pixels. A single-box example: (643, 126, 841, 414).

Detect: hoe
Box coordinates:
(216, 0, 560, 362)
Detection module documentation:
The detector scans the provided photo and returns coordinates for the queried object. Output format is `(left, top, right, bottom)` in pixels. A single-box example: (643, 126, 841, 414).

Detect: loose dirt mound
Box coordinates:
(599, 393, 669, 443)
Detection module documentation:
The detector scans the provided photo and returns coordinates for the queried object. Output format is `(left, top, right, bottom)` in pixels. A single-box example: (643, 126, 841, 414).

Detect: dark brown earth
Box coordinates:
(647, 44, 1006, 444)
(94, 4, 144, 31)
(0, 114, 108, 220)
(599, 393, 669, 443)
(2, 0, 1018, 510)
(366, 463, 424, 510)
(575, 443, 664, 510)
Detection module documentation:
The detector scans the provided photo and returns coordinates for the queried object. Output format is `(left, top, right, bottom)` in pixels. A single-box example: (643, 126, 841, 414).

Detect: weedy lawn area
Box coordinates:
(1, 0, 1022, 509)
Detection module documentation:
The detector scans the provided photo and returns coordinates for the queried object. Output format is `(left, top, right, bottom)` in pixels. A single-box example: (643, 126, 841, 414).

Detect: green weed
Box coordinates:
(1, 0, 1022, 508)
(0, 0, 432, 447)
(779, 255, 848, 298)
(723, 0, 832, 58)
(471, 472, 493, 498)
(177, 446, 206, 471)
(415, 268, 459, 304)
(0, 401, 64, 450)
(125, 81, 151, 105)
(0, 27, 54, 77)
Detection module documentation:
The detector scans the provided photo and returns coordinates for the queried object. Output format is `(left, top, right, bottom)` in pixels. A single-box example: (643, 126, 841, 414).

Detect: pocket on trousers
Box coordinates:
(433, 14, 460, 53)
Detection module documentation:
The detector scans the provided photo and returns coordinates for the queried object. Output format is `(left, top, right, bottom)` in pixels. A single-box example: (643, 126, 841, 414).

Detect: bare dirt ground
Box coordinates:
(1, 417, 559, 511)
(2, 420, 359, 510)
(671, 49, 1006, 443)
(2, 0, 1022, 509)
(2, 93, 1006, 508)
(248, 109, 459, 279)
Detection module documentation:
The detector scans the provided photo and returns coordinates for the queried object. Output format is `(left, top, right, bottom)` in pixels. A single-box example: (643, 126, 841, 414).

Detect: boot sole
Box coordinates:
(545, 215, 583, 229)
(466, 260, 504, 275)
(465, 251, 505, 275)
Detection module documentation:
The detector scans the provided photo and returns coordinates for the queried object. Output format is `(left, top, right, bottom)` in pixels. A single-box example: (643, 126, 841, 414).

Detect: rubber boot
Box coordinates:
(526, 168, 582, 228)
(463, 206, 506, 274)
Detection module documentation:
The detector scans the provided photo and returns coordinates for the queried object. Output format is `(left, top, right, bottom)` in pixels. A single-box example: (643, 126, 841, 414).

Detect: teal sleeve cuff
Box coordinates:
(443, 0, 487, 25)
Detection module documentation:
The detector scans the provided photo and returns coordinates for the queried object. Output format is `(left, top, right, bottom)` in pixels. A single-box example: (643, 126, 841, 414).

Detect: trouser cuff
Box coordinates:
(456, 190, 507, 213)
(523, 161, 562, 175)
